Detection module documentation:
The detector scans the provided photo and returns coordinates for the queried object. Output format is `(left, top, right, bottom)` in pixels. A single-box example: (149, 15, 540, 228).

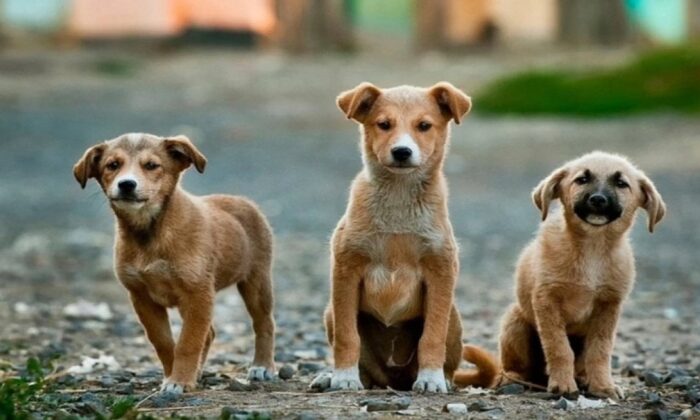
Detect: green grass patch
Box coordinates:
(476, 46, 700, 117)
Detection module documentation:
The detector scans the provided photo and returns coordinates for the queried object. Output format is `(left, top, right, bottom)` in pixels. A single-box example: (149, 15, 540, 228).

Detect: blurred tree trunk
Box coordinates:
(274, 0, 354, 53)
(558, 0, 630, 45)
(415, 0, 447, 50)
(690, 0, 700, 40)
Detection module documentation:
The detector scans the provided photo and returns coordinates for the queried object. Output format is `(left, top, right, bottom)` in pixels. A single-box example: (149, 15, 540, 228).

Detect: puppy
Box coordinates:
(73, 133, 276, 393)
(457, 151, 665, 399)
(316, 82, 474, 393)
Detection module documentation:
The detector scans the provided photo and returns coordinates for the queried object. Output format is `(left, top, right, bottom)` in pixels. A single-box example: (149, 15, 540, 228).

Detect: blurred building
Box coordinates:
(0, 0, 698, 50)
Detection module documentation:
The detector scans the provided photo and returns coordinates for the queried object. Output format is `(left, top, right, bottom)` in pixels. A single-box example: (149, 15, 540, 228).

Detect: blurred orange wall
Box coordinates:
(70, 0, 276, 38)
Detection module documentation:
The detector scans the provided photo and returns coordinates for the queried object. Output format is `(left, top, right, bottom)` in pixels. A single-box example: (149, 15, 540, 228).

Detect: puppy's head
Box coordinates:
(337, 82, 471, 175)
(73, 133, 206, 223)
(533, 151, 666, 233)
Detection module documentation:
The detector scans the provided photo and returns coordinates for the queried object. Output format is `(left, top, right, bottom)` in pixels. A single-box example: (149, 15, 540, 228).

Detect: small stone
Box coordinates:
(275, 351, 297, 363)
(308, 372, 331, 392)
(115, 383, 134, 395)
(443, 403, 467, 414)
(648, 408, 672, 420)
(622, 363, 645, 378)
(687, 389, 700, 404)
(468, 400, 494, 412)
(227, 380, 252, 392)
(496, 383, 525, 395)
(278, 365, 296, 380)
(150, 391, 180, 408)
(202, 375, 227, 386)
(644, 392, 664, 409)
(553, 397, 575, 410)
(645, 371, 667, 387)
(361, 396, 412, 412)
(667, 376, 697, 390)
(99, 375, 115, 387)
(680, 404, 700, 419)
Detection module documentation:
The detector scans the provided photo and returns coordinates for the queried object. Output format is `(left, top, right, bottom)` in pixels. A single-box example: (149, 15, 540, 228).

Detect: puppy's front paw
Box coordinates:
(589, 380, 624, 400)
(309, 371, 333, 391)
(330, 366, 364, 391)
(547, 374, 578, 397)
(247, 365, 275, 381)
(160, 378, 194, 395)
(412, 369, 448, 393)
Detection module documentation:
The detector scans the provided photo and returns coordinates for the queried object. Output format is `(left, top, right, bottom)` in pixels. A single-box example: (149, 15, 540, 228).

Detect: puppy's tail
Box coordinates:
(453, 345, 499, 388)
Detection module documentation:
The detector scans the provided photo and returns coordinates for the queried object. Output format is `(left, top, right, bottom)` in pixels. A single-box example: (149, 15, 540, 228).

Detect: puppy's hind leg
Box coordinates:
(197, 325, 216, 379)
(499, 304, 539, 386)
(237, 270, 276, 381)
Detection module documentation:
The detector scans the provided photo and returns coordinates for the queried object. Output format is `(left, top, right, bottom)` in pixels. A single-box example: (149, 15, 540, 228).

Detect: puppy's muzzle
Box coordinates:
(391, 147, 413, 163)
(118, 179, 137, 195)
(574, 191, 622, 226)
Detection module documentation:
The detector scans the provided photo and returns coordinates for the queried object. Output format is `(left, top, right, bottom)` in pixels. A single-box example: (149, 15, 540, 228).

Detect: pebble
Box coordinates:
(150, 391, 180, 408)
(114, 383, 134, 395)
(680, 404, 700, 419)
(278, 364, 296, 380)
(468, 400, 495, 412)
(645, 371, 667, 387)
(553, 397, 575, 411)
(202, 375, 228, 386)
(221, 407, 270, 420)
(360, 396, 412, 412)
(644, 392, 664, 409)
(667, 376, 697, 390)
(443, 402, 468, 414)
(496, 383, 525, 395)
(227, 380, 252, 392)
(687, 389, 700, 404)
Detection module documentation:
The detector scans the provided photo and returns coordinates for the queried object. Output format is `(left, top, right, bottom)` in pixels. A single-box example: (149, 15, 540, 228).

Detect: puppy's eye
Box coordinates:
(574, 176, 589, 185)
(144, 161, 160, 171)
(615, 179, 629, 189)
(106, 161, 120, 171)
(417, 121, 432, 132)
(377, 121, 391, 131)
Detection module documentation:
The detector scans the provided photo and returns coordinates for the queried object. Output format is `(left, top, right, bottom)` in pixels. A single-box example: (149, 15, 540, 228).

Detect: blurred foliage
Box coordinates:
(476, 46, 700, 116)
(91, 58, 140, 78)
(0, 356, 137, 419)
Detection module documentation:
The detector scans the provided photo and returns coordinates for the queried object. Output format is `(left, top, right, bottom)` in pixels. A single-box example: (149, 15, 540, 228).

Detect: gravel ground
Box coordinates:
(0, 47, 699, 418)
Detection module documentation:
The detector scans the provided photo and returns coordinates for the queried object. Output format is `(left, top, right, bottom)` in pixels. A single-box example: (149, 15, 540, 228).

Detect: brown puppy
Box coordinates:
(457, 151, 665, 399)
(314, 82, 472, 393)
(73, 133, 276, 394)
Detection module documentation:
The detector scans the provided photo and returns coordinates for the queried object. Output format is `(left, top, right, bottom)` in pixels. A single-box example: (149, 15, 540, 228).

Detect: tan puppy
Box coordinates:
(73, 133, 276, 393)
(316, 82, 472, 393)
(457, 151, 665, 399)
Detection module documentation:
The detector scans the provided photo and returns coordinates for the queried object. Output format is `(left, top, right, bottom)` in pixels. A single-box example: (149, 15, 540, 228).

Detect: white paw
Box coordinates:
(330, 366, 364, 391)
(160, 378, 185, 395)
(412, 368, 448, 393)
(247, 365, 275, 381)
(309, 371, 333, 391)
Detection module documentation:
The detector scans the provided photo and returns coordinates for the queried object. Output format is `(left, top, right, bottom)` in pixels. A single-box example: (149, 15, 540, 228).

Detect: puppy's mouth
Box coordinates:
(385, 164, 419, 174)
(574, 207, 622, 227)
(110, 197, 148, 204)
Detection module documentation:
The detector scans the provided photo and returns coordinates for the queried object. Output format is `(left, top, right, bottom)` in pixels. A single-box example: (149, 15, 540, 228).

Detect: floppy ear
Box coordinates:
(73, 143, 106, 189)
(638, 174, 666, 233)
(163, 135, 207, 173)
(532, 167, 567, 221)
(429, 82, 472, 124)
(336, 82, 382, 123)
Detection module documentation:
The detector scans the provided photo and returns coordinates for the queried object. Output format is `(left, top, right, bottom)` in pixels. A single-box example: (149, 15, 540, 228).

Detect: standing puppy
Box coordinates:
(458, 152, 665, 399)
(73, 133, 276, 393)
(319, 82, 472, 393)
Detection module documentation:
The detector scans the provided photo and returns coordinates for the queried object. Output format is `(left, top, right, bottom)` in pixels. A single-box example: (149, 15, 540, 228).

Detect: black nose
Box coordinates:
(391, 147, 412, 162)
(118, 179, 137, 194)
(588, 193, 608, 209)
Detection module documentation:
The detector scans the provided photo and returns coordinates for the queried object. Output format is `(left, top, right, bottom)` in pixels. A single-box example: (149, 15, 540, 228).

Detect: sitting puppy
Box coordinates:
(73, 133, 276, 393)
(457, 151, 665, 399)
(314, 82, 475, 393)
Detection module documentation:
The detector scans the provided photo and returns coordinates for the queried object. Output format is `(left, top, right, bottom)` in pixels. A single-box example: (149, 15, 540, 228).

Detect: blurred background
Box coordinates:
(0, 1, 699, 414)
